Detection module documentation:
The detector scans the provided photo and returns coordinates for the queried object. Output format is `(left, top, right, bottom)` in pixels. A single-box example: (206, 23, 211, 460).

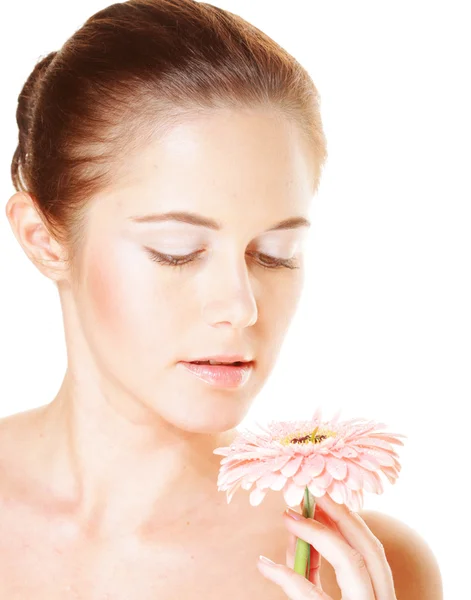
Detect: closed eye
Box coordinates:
(144, 248, 300, 271)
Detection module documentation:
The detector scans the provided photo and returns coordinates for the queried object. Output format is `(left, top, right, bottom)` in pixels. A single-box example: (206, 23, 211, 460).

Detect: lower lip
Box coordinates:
(178, 361, 254, 388)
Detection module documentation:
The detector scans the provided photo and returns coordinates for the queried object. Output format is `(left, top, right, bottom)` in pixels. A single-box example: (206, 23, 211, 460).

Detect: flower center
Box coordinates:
(283, 425, 336, 446)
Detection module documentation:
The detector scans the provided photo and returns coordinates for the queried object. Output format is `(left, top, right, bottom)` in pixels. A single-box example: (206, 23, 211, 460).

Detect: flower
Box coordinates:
(213, 407, 407, 513)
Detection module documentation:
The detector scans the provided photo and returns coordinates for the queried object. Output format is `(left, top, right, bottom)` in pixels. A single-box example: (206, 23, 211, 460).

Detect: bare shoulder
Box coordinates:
(0, 406, 45, 444)
(360, 509, 443, 600)
(0, 409, 28, 469)
(263, 491, 443, 600)
(0, 407, 47, 496)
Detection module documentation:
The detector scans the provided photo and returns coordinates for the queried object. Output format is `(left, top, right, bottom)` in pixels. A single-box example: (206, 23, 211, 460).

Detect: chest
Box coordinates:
(0, 485, 342, 600)
(0, 506, 291, 600)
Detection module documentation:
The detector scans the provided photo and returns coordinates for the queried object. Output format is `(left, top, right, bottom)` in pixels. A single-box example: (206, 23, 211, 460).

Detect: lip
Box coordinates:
(178, 360, 254, 388)
(185, 354, 253, 364)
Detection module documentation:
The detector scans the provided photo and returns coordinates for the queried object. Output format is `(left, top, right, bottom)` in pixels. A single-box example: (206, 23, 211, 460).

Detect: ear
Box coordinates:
(5, 191, 70, 282)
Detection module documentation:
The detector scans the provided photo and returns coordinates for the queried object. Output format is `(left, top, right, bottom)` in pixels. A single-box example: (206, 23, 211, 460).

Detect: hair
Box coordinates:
(10, 0, 327, 276)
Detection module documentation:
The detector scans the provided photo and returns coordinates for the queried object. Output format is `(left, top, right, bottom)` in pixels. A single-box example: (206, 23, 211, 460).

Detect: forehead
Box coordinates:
(98, 107, 317, 227)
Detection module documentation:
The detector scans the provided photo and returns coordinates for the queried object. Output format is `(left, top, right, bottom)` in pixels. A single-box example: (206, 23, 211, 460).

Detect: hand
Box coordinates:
(257, 492, 397, 599)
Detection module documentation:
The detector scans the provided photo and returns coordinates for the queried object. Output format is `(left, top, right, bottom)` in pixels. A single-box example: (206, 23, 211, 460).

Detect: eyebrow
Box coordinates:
(128, 211, 311, 232)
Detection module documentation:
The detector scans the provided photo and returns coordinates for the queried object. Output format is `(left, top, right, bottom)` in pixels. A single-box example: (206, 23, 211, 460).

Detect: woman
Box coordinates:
(2, 0, 442, 598)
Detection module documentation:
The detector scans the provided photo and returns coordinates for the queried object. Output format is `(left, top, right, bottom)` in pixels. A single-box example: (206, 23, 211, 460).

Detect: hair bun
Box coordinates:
(34, 50, 58, 74)
(11, 50, 58, 191)
(10, 0, 327, 251)
(20, 50, 58, 116)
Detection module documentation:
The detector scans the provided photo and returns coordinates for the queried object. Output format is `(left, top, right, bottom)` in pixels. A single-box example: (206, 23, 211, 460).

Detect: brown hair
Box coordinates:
(10, 0, 327, 273)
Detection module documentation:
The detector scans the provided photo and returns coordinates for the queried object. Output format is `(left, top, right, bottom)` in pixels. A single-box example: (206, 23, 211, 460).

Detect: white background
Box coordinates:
(1, 1, 469, 597)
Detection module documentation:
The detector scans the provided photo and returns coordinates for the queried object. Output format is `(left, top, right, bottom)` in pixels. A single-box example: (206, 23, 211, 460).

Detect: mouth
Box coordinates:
(188, 360, 251, 367)
(178, 360, 255, 388)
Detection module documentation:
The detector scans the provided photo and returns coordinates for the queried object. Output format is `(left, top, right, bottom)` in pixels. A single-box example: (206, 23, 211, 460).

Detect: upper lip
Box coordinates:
(183, 354, 254, 364)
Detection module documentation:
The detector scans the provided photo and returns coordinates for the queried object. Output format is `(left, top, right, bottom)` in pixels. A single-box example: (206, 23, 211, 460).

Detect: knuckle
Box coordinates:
(337, 505, 356, 526)
(372, 535, 386, 556)
(350, 509, 365, 522)
(305, 585, 322, 598)
(347, 546, 367, 571)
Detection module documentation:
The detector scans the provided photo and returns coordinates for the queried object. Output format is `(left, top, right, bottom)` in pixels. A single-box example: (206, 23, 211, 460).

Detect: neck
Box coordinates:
(32, 376, 237, 541)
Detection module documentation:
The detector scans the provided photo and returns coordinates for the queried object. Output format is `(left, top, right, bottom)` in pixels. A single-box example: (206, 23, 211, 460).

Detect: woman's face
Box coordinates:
(71, 107, 318, 433)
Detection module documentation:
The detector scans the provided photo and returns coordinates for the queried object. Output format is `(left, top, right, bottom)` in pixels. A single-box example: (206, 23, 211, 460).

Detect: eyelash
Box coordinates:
(145, 248, 300, 271)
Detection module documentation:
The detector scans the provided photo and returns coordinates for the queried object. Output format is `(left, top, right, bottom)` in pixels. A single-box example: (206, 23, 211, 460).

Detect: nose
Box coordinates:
(201, 259, 258, 329)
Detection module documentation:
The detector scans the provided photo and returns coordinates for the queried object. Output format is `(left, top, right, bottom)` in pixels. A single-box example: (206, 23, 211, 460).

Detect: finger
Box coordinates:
(258, 560, 333, 600)
(313, 503, 342, 536)
(290, 499, 357, 589)
(289, 503, 335, 587)
(307, 540, 323, 589)
(286, 528, 323, 588)
(302, 497, 342, 537)
(315, 494, 396, 600)
(303, 500, 337, 588)
(283, 510, 376, 599)
(287, 506, 324, 582)
(285, 530, 298, 569)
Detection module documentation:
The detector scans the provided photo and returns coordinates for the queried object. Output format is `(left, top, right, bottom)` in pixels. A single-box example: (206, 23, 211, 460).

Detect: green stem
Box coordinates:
(293, 486, 316, 579)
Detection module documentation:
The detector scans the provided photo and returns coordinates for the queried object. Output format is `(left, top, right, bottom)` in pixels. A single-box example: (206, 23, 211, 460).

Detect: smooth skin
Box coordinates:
(4, 106, 443, 597)
(4, 106, 314, 541)
(258, 493, 444, 599)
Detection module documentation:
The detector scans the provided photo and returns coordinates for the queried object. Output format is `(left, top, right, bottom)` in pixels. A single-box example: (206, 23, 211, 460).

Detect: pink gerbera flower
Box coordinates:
(213, 408, 407, 579)
(213, 407, 407, 513)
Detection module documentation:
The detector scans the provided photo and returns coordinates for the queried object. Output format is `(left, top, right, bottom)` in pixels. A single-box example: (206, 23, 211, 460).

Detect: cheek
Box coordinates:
(270, 272, 304, 319)
(84, 244, 180, 352)
(262, 274, 304, 347)
(86, 254, 131, 332)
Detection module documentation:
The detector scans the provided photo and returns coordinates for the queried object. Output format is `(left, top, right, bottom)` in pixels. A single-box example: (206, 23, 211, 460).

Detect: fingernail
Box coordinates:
(285, 508, 304, 521)
(259, 555, 276, 566)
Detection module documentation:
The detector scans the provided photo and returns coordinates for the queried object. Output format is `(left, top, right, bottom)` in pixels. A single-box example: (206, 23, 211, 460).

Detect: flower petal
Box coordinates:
(361, 469, 384, 494)
(367, 433, 406, 446)
(271, 473, 288, 491)
(213, 447, 231, 456)
(391, 456, 402, 471)
(281, 454, 304, 478)
(256, 472, 281, 490)
(305, 453, 325, 477)
(267, 453, 293, 472)
(351, 453, 381, 471)
(256, 471, 289, 491)
(227, 480, 243, 503)
(350, 489, 364, 512)
(327, 479, 349, 505)
(355, 436, 395, 452)
(283, 479, 307, 507)
(249, 486, 268, 506)
(221, 449, 278, 463)
(213, 416, 405, 507)
(344, 460, 363, 490)
(218, 462, 258, 486)
(362, 448, 397, 467)
(332, 445, 359, 459)
(293, 467, 314, 486)
(325, 455, 348, 480)
(312, 468, 333, 489)
(379, 465, 399, 484)
(307, 481, 327, 498)
(343, 484, 355, 509)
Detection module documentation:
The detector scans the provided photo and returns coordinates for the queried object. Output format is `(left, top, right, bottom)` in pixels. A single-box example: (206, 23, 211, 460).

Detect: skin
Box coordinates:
(4, 106, 315, 540)
(264, 495, 398, 599)
(260, 495, 444, 599)
(3, 106, 443, 598)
